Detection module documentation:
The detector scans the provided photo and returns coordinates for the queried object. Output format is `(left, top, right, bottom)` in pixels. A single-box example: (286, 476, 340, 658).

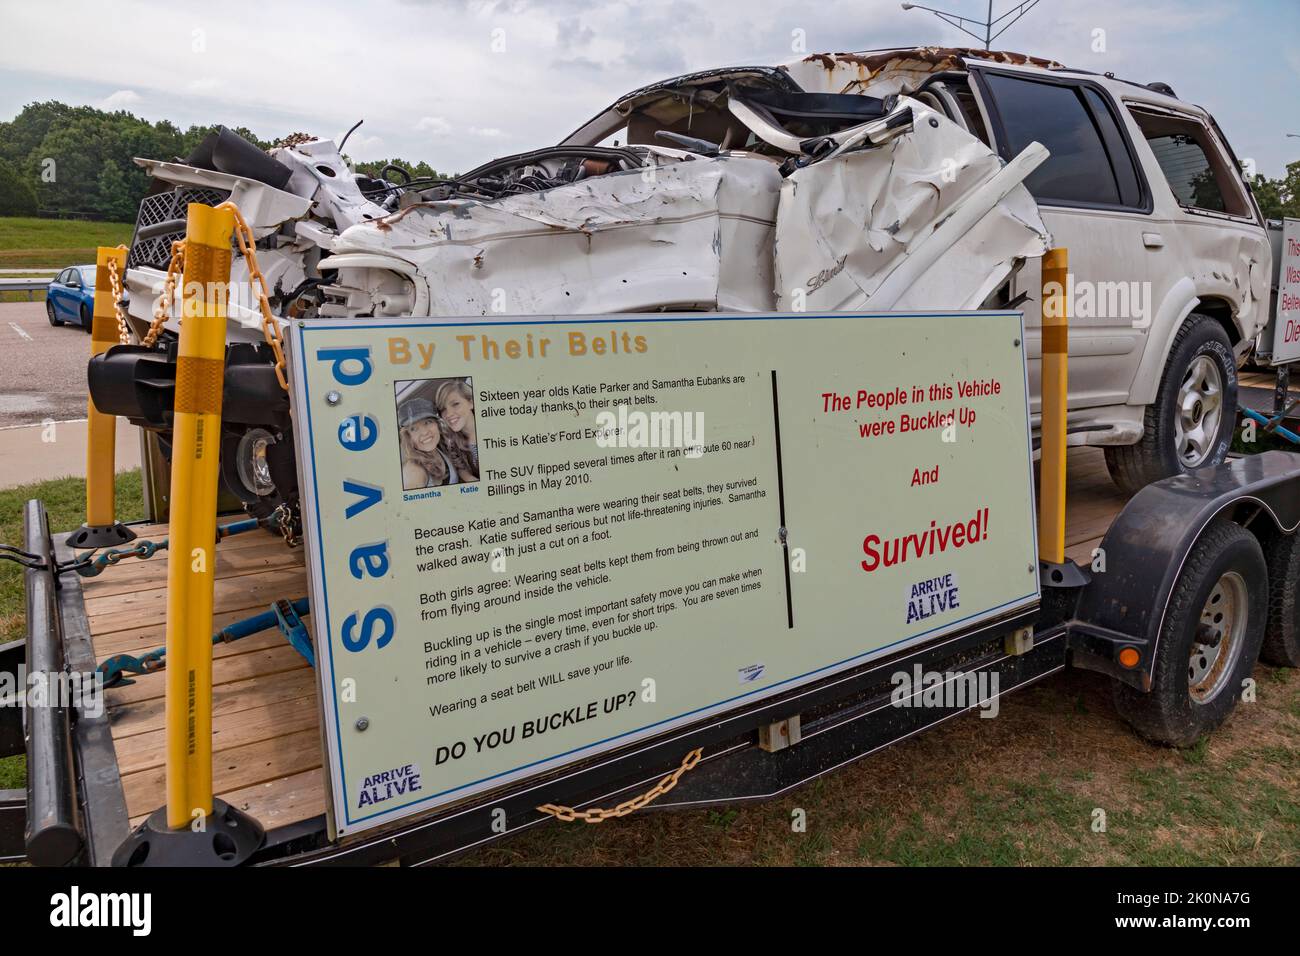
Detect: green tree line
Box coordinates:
(1252, 160, 1300, 221)
(0, 101, 450, 221)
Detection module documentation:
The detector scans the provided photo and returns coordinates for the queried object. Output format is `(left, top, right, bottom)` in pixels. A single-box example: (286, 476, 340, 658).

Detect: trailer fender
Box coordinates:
(1070, 451, 1300, 689)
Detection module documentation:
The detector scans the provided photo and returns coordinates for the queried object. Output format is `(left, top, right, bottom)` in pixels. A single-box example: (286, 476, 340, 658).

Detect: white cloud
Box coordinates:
(0, 0, 1292, 177)
(100, 89, 140, 111)
(346, 133, 386, 156)
(416, 116, 452, 135)
(185, 77, 223, 94)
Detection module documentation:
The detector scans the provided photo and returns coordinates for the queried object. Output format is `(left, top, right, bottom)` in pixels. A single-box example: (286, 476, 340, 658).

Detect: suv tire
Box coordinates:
(1105, 313, 1236, 495)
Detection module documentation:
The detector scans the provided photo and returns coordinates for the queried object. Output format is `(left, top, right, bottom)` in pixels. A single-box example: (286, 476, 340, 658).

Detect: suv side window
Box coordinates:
(1127, 107, 1250, 217)
(979, 72, 1144, 209)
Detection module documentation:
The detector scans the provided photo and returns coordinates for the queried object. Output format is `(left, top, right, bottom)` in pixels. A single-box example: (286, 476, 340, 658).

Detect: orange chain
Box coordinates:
(536, 748, 703, 823)
(140, 205, 288, 391)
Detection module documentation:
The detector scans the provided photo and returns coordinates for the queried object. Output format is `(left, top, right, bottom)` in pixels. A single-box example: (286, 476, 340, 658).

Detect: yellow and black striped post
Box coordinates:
(163, 202, 234, 830)
(112, 203, 265, 865)
(67, 246, 136, 549)
(1039, 248, 1068, 565)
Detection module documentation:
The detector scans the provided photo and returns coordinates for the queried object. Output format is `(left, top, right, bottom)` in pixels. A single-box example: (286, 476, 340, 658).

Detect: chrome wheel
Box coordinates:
(1188, 571, 1247, 703)
(1174, 355, 1223, 468)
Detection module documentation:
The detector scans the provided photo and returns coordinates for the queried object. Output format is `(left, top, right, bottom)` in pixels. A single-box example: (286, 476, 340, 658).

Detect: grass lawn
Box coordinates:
(0, 471, 144, 790)
(0, 216, 134, 270)
(455, 665, 1299, 866)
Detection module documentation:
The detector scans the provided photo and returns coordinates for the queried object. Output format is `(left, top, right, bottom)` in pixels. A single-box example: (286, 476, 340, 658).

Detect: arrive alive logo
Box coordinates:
(906, 572, 960, 625)
(357, 763, 423, 810)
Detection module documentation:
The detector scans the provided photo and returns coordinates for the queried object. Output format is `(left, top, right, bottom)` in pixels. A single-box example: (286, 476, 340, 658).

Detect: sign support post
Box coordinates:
(112, 204, 264, 866)
(1039, 248, 1068, 565)
(67, 246, 136, 550)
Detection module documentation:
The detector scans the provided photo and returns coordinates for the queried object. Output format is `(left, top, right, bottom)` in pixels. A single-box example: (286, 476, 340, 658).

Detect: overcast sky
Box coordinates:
(0, 0, 1296, 176)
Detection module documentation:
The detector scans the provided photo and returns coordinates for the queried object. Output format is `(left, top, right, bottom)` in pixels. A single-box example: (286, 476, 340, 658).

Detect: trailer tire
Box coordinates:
(1261, 532, 1300, 667)
(1113, 520, 1266, 746)
(1104, 314, 1236, 495)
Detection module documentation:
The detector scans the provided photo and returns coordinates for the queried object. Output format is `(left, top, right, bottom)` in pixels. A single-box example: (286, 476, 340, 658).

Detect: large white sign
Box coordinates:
(289, 311, 1039, 837)
(1272, 218, 1300, 365)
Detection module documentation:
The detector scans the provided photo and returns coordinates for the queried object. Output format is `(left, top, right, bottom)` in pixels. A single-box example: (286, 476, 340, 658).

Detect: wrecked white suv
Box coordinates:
(96, 46, 1270, 534)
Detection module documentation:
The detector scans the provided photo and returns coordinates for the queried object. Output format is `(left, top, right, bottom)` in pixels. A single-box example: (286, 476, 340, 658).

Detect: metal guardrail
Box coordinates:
(0, 278, 51, 300)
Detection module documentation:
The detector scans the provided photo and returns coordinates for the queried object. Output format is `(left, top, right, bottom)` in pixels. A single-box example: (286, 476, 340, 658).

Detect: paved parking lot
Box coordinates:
(0, 300, 95, 427)
(0, 301, 140, 486)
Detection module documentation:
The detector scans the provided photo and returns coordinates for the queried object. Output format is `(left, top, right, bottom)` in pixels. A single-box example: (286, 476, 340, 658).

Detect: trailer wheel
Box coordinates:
(1114, 520, 1266, 746)
(1104, 313, 1236, 495)
(1261, 532, 1300, 667)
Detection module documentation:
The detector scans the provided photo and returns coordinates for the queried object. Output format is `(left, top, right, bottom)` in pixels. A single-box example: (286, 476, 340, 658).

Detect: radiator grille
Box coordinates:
(126, 186, 232, 270)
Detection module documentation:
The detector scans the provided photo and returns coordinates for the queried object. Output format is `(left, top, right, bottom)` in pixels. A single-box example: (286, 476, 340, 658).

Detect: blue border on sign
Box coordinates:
(297, 311, 1038, 826)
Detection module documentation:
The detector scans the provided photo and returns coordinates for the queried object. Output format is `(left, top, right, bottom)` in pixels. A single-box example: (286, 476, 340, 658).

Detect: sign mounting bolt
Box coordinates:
(326, 390, 342, 406)
(355, 717, 369, 732)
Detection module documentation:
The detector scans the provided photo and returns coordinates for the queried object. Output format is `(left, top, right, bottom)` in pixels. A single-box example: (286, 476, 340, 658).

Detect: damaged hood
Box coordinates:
(334, 94, 1050, 319)
(330, 154, 782, 316)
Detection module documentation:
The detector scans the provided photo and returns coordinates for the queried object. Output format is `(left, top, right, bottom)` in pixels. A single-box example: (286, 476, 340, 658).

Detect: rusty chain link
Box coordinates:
(537, 748, 703, 823)
(276, 502, 300, 548)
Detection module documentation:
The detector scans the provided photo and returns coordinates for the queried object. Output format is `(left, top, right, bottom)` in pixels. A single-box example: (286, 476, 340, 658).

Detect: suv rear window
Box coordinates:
(1127, 108, 1249, 217)
(981, 73, 1143, 208)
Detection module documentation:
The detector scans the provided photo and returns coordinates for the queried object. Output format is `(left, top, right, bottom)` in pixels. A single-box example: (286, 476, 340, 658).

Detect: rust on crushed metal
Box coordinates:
(371, 203, 440, 230)
(803, 53, 837, 70)
(802, 46, 1063, 74)
(273, 131, 318, 150)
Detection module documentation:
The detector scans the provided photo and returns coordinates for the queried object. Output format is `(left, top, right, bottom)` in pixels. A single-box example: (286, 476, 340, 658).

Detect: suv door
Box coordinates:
(971, 68, 1154, 421)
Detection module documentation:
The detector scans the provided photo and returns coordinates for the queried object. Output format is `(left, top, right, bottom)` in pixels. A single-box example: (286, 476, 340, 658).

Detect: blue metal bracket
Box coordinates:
(273, 598, 314, 667)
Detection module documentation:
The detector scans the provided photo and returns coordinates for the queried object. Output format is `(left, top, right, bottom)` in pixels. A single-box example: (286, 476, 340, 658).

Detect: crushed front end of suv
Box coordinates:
(92, 46, 1269, 536)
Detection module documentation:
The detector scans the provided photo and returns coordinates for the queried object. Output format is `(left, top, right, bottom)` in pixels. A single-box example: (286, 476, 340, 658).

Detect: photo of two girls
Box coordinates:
(395, 377, 481, 491)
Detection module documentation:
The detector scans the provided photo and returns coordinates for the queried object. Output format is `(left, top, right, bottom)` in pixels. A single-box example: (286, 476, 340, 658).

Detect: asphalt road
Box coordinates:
(0, 300, 94, 427)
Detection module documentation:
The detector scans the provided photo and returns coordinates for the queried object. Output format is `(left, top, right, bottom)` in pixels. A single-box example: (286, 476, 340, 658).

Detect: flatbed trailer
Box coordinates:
(6, 445, 1298, 867)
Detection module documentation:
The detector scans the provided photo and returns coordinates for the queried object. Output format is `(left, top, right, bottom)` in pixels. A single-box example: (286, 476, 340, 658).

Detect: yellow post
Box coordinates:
(163, 203, 234, 830)
(67, 246, 136, 549)
(1039, 248, 1069, 565)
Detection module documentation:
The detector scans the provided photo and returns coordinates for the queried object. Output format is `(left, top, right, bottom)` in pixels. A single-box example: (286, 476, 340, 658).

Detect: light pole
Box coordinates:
(900, 1, 1044, 50)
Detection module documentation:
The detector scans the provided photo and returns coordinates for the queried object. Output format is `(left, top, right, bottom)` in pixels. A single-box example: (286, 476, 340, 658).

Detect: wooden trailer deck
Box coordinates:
(80, 446, 1131, 833)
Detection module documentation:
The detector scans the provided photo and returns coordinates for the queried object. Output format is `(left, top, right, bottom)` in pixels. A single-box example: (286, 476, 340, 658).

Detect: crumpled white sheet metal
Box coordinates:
(333, 155, 783, 316)
(774, 97, 1051, 313)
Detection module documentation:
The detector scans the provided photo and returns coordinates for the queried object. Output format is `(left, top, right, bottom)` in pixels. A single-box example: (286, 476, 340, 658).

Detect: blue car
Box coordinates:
(46, 265, 96, 331)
